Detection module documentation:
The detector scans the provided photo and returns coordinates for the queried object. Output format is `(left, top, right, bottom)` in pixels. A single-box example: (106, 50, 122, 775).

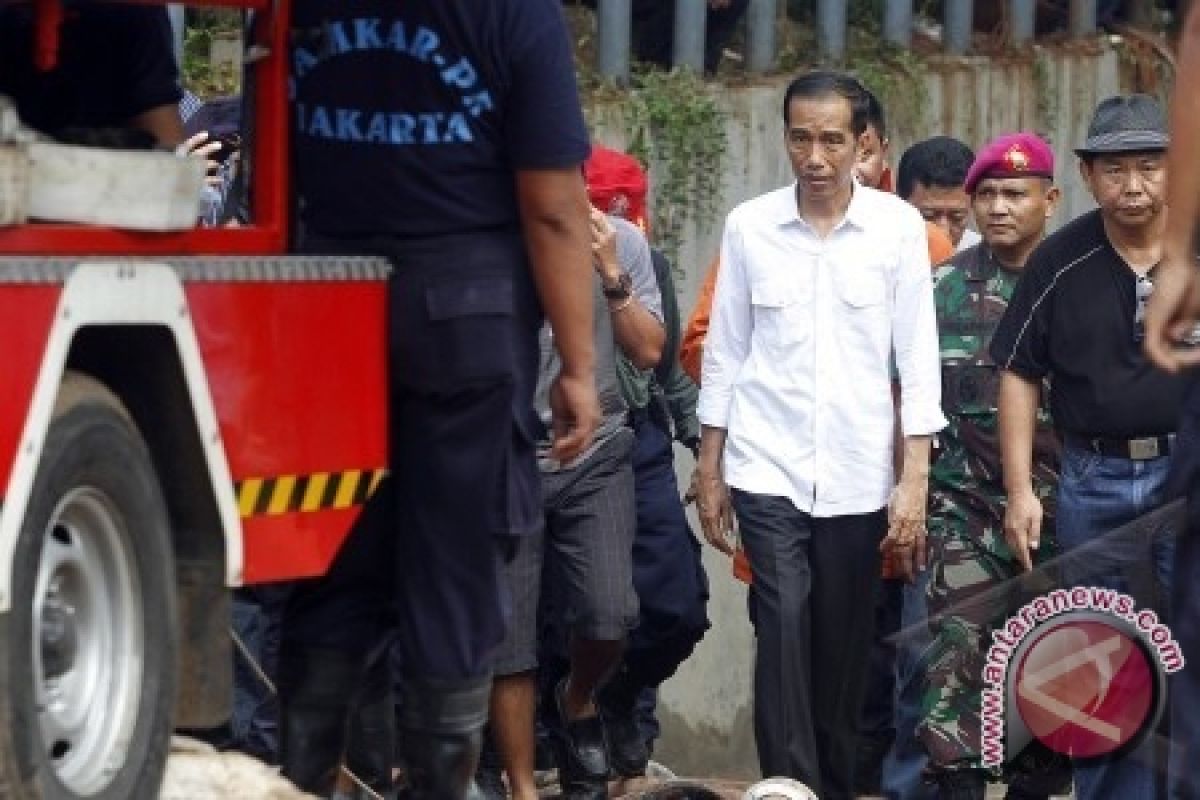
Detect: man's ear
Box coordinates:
(1044, 184, 1062, 220)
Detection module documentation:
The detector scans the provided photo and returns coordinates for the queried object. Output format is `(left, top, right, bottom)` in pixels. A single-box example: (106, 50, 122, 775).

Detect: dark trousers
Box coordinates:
(1169, 385, 1200, 800)
(622, 412, 710, 694)
(855, 577, 903, 791)
(731, 490, 885, 800)
(282, 231, 544, 682)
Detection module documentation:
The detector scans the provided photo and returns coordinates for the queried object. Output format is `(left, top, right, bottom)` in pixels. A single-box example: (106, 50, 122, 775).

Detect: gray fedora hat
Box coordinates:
(1075, 94, 1169, 156)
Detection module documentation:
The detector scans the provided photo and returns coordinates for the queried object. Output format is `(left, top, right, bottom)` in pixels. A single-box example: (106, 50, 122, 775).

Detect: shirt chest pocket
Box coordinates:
(751, 279, 812, 348)
(835, 267, 888, 309)
(942, 358, 1000, 417)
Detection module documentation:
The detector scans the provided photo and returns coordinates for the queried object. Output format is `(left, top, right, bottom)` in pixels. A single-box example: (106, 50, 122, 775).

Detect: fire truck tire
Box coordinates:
(0, 373, 178, 800)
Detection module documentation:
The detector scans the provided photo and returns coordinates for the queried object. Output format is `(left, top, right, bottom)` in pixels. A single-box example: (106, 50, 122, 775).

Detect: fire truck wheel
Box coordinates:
(0, 373, 178, 800)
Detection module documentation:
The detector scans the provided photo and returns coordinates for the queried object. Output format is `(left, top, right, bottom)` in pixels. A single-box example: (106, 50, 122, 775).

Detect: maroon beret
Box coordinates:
(964, 133, 1055, 194)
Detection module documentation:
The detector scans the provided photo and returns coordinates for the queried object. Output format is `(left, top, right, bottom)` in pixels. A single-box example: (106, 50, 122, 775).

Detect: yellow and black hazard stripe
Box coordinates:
(235, 469, 388, 518)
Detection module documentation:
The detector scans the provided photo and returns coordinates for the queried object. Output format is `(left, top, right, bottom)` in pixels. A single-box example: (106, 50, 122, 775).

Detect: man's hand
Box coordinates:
(548, 369, 600, 464)
(181, 131, 225, 188)
(589, 207, 620, 280)
(691, 468, 736, 555)
(1144, 253, 1200, 372)
(1003, 487, 1043, 572)
(882, 479, 928, 582)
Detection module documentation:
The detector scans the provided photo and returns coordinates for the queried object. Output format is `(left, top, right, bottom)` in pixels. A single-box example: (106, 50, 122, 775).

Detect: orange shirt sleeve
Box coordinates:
(925, 221, 955, 268)
(679, 254, 722, 385)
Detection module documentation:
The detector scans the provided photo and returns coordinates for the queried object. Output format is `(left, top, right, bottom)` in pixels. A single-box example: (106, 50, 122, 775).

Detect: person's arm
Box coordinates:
(662, 360, 701, 452)
(517, 168, 600, 463)
(998, 371, 1043, 572)
(594, 210, 665, 369)
(887, 214, 946, 580)
(1144, 2, 1200, 371)
(130, 104, 184, 148)
(679, 255, 722, 384)
(695, 213, 751, 554)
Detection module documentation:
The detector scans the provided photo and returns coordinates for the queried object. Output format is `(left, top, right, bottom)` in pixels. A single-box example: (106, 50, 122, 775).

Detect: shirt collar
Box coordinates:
(775, 179, 871, 231)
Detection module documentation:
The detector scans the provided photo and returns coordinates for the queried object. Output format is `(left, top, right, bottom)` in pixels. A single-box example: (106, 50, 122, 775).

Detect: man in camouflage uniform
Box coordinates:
(918, 133, 1070, 800)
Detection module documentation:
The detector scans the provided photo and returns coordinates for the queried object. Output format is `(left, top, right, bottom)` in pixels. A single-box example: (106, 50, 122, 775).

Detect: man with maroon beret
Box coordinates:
(916, 132, 1071, 799)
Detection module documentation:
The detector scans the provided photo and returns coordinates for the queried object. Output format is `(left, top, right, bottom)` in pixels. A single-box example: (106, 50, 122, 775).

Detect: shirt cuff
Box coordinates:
(900, 401, 948, 438)
(697, 389, 732, 430)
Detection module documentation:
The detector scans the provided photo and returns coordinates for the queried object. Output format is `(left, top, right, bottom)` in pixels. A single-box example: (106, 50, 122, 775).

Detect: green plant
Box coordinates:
(618, 68, 729, 268)
(181, 11, 242, 98)
(848, 45, 930, 142)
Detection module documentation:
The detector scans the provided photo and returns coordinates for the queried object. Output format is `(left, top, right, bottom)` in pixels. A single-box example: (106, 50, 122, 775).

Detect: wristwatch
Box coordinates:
(602, 271, 633, 300)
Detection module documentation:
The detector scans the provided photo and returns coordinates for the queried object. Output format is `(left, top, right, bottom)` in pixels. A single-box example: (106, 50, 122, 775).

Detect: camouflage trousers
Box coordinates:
(916, 518, 1069, 784)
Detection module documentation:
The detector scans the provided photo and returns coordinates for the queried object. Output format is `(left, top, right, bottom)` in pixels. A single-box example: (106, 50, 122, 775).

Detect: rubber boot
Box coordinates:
(399, 675, 492, 800)
(278, 646, 364, 796)
(345, 647, 398, 799)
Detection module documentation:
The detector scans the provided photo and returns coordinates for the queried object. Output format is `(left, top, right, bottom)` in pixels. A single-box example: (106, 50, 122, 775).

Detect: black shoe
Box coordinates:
(935, 769, 988, 800)
(596, 695, 648, 778)
(278, 647, 365, 796)
(399, 675, 492, 800)
(550, 679, 609, 800)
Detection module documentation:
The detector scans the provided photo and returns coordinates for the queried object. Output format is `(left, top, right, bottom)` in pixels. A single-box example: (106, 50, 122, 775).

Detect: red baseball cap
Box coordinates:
(964, 132, 1055, 194)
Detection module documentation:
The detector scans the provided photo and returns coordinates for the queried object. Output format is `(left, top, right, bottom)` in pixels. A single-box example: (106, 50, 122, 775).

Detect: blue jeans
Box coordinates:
(1056, 442, 1176, 800)
(882, 570, 937, 800)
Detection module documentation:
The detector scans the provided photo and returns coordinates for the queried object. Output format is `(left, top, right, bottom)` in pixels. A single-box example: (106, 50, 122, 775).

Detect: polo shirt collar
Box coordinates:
(776, 179, 871, 231)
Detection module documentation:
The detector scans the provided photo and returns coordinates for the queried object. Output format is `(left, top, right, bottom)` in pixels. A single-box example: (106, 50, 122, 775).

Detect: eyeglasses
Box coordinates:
(1134, 275, 1153, 342)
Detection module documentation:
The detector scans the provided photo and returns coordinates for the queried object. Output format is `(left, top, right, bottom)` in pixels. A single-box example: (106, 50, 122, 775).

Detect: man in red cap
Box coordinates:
(917, 132, 1071, 799)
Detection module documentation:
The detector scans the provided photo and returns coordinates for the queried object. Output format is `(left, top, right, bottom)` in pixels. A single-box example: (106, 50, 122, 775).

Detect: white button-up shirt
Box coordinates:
(698, 182, 947, 517)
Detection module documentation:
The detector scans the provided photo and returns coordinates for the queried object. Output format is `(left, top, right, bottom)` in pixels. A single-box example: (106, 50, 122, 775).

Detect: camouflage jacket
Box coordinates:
(930, 244, 1059, 553)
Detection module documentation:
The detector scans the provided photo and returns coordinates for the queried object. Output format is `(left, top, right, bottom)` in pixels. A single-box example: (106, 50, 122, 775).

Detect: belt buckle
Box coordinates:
(1129, 437, 1160, 460)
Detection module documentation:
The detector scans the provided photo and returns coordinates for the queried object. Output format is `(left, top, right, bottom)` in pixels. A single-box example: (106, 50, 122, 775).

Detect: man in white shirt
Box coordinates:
(694, 70, 946, 798)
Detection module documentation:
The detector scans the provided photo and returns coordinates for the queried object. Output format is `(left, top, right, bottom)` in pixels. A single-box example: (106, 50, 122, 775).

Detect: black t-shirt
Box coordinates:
(989, 209, 1186, 439)
(290, 0, 591, 238)
(0, 5, 180, 137)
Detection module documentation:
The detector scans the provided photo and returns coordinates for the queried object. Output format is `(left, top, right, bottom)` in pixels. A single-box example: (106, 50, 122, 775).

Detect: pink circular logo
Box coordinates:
(1013, 618, 1156, 759)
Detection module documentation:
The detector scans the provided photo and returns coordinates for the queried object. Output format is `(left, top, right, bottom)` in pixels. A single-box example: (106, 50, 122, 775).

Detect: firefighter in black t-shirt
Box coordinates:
(280, 3, 599, 798)
(1141, 4, 1200, 797)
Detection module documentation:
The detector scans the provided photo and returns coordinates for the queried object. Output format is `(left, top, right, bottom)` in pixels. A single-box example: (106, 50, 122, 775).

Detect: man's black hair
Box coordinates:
(862, 87, 886, 139)
(896, 136, 975, 200)
(781, 70, 872, 137)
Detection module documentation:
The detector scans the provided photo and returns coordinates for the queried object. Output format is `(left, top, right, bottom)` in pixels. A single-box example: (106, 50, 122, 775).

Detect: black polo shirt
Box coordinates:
(989, 209, 1186, 439)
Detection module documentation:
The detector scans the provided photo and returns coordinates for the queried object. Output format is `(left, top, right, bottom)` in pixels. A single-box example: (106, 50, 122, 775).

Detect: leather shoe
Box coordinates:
(551, 679, 609, 800)
(597, 699, 648, 778)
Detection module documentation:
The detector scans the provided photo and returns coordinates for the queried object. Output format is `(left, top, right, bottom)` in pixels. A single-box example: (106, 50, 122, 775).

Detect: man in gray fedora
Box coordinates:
(990, 94, 1184, 800)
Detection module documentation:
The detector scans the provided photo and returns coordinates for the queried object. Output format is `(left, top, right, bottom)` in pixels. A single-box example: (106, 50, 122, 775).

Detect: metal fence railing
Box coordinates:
(594, 0, 1104, 79)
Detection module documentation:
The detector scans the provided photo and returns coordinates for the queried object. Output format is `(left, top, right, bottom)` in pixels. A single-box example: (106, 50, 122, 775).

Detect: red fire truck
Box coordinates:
(0, 1, 388, 796)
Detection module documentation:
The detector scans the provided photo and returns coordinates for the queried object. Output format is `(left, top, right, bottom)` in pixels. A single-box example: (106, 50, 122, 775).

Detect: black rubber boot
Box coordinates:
(399, 675, 492, 800)
(278, 646, 364, 796)
(345, 648, 398, 798)
(935, 769, 989, 800)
